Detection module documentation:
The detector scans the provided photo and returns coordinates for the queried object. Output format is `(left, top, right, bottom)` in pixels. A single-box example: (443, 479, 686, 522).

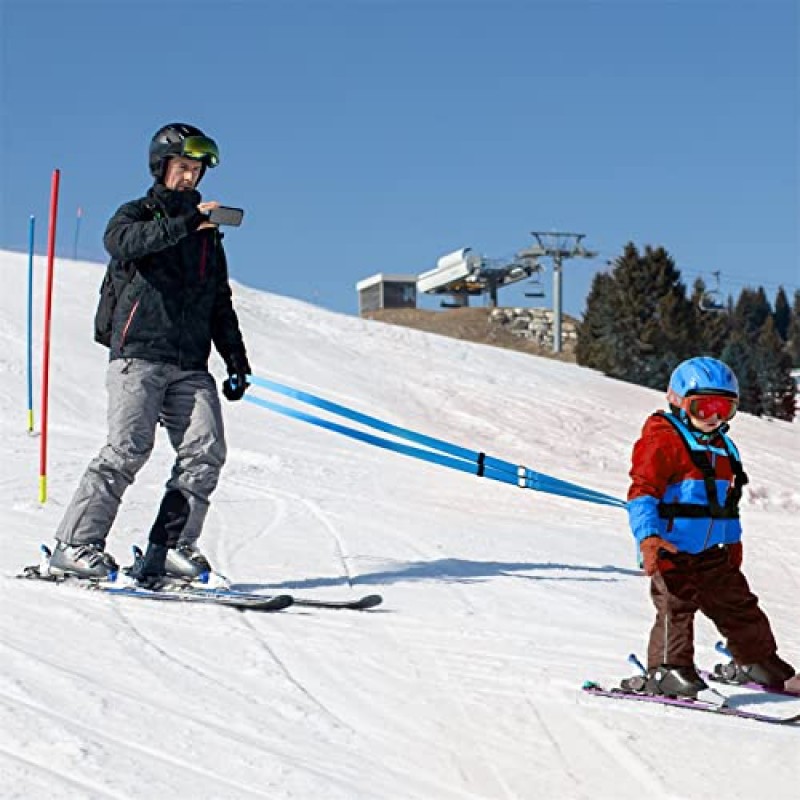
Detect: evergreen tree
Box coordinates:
(753, 317, 796, 421)
(690, 277, 731, 355)
(732, 287, 772, 335)
(720, 332, 762, 415)
(773, 287, 791, 341)
(575, 272, 617, 373)
(786, 289, 800, 367)
(577, 243, 696, 389)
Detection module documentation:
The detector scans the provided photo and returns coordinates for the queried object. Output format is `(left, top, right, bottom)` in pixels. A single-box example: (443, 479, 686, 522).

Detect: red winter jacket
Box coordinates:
(627, 413, 743, 554)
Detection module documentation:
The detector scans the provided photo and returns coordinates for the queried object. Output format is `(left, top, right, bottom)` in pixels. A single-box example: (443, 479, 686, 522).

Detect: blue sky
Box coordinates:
(1, 0, 797, 317)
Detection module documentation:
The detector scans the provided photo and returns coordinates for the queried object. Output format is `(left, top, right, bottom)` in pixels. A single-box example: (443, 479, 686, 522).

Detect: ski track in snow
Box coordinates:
(0, 746, 125, 800)
(0, 646, 280, 798)
(235, 614, 353, 730)
(0, 634, 378, 798)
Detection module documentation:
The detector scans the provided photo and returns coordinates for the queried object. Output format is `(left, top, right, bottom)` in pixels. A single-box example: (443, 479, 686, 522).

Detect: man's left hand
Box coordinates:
(222, 370, 249, 402)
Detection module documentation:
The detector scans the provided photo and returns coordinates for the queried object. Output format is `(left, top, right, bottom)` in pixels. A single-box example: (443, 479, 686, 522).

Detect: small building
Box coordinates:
(356, 273, 417, 316)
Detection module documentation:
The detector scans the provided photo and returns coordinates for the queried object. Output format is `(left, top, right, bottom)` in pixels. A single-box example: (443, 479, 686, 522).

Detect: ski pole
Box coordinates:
(628, 653, 648, 676)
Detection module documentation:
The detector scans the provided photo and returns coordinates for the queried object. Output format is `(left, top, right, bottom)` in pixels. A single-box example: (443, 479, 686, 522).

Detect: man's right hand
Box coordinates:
(196, 201, 220, 231)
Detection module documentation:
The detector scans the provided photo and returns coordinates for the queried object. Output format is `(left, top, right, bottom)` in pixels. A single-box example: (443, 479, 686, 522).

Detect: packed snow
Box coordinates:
(1, 250, 798, 800)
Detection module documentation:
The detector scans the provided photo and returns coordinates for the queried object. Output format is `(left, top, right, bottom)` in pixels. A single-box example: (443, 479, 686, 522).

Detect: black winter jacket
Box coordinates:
(101, 184, 250, 373)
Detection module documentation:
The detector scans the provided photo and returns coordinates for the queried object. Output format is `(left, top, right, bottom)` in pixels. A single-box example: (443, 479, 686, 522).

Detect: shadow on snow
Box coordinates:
(232, 558, 641, 593)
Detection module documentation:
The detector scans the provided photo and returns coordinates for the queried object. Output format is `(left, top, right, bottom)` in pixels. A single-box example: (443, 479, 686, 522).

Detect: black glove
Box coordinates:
(222, 354, 250, 402)
(222, 370, 249, 402)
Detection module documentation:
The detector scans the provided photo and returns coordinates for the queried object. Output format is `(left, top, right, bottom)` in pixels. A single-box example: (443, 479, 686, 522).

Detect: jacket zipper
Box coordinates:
(120, 299, 140, 349)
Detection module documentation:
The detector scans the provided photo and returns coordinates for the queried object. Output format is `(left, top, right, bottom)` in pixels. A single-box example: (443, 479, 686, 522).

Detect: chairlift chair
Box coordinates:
(524, 276, 545, 299)
(698, 291, 725, 312)
(697, 271, 725, 312)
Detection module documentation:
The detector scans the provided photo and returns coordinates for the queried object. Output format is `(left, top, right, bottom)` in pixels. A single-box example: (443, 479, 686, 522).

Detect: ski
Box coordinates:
(582, 681, 800, 726)
(19, 545, 381, 611)
(706, 643, 800, 698)
(18, 564, 293, 612)
(291, 594, 382, 610)
(215, 586, 383, 611)
(701, 669, 800, 698)
(126, 545, 383, 609)
(96, 584, 294, 612)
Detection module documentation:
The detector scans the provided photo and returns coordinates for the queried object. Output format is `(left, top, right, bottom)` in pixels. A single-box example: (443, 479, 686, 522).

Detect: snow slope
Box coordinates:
(1, 250, 798, 800)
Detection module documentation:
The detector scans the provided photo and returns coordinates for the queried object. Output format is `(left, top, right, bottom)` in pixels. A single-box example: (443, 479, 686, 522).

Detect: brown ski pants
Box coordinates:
(647, 544, 778, 668)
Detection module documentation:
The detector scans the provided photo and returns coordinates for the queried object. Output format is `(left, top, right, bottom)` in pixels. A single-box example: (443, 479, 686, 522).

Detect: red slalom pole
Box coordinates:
(39, 169, 61, 503)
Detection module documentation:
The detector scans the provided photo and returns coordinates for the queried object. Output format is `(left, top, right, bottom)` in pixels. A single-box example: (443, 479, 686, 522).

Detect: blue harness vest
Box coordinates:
(655, 412, 749, 521)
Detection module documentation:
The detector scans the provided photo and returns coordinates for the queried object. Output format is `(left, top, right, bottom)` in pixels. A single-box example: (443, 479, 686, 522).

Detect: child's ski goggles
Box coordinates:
(685, 394, 738, 422)
(180, 136, 220, 167)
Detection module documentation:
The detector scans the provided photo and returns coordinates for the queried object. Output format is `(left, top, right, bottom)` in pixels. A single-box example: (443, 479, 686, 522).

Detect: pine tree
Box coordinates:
(575, 272, 617, 373)
(785, 290, 800, 367)
(690, 277, 731, 355)
(773, 287, 791, 341)
(721, 332, 762, 416)
(733, 287, 772, 335)
(753, 317, 796, 421)
(576, 243, 696, 389)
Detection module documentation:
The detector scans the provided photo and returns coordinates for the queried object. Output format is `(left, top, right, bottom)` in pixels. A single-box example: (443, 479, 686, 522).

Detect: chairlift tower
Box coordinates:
(518, 232, 597, 353)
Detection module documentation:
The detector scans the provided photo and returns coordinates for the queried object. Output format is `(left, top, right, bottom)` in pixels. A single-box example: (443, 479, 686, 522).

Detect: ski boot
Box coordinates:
(714, 654, 795, 689)
(165, 544, 212, 580)
(127, 542, 171, 590)
(621, 664, 708, 698)
(47, 541, 119, 580)
(165, 544, 228, 588)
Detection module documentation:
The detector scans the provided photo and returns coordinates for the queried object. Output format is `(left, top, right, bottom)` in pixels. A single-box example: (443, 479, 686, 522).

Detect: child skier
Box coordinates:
(623, 356, 795, 697)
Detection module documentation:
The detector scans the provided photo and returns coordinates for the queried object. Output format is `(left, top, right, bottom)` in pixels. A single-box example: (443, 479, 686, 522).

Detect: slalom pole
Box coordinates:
(73, 206, 82, 260)
(26, 215, 35, 432)
(39, 169, 61, 503)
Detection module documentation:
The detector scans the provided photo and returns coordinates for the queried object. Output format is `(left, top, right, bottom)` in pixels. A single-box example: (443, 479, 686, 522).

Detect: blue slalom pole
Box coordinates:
(26, 215, 35, 433)
(73, 206, 82, 260)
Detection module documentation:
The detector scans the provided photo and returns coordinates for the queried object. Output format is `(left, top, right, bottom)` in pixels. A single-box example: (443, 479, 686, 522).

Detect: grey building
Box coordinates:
(356, 273, 417, 315)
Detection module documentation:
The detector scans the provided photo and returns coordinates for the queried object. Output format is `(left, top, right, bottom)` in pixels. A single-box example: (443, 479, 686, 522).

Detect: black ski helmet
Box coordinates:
(148, 122, 220, 183)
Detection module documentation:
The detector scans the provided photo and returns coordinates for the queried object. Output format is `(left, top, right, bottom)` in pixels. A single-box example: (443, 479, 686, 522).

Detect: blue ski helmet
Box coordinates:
(666, 357, 739, 407)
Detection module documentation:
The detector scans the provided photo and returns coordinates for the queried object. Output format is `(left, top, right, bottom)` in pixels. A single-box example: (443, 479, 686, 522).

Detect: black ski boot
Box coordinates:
(130, 489, 191, 589)
(621, 665, 708, 698)
(129, 542, 169, 589)
(714, 654, 795, 689)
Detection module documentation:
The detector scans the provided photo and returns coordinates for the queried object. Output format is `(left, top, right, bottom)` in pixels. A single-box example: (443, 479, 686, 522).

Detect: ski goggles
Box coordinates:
(685, 394, 738, 422)
(179, 136, 220, 167)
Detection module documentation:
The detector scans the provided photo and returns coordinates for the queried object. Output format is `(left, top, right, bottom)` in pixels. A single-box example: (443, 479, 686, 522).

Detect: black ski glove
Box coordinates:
(222, 354, 250, 402)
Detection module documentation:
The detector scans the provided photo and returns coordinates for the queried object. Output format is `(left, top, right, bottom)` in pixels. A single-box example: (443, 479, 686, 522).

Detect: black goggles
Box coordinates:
(180, 135, 220, 167)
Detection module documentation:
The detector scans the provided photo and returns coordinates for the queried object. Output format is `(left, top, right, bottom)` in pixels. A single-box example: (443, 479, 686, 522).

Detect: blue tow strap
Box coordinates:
(244, 374, 626, 510)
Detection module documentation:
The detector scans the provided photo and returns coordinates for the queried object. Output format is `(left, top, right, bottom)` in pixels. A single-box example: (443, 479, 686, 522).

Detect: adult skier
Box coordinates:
(47, 122, 251, 585)
(623, 356, 795, 697)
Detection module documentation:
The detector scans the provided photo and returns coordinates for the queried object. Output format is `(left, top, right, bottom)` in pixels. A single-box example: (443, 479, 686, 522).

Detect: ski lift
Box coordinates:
(698, 271, 725, 313)
(524, 273, 545, 299)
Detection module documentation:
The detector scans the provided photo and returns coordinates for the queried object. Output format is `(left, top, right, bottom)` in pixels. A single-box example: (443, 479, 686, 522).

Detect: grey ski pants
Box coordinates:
(56, 359, 226, 548)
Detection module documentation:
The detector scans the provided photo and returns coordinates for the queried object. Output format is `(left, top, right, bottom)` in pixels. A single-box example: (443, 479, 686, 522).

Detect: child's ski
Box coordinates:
(582, 680, 800, 725)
